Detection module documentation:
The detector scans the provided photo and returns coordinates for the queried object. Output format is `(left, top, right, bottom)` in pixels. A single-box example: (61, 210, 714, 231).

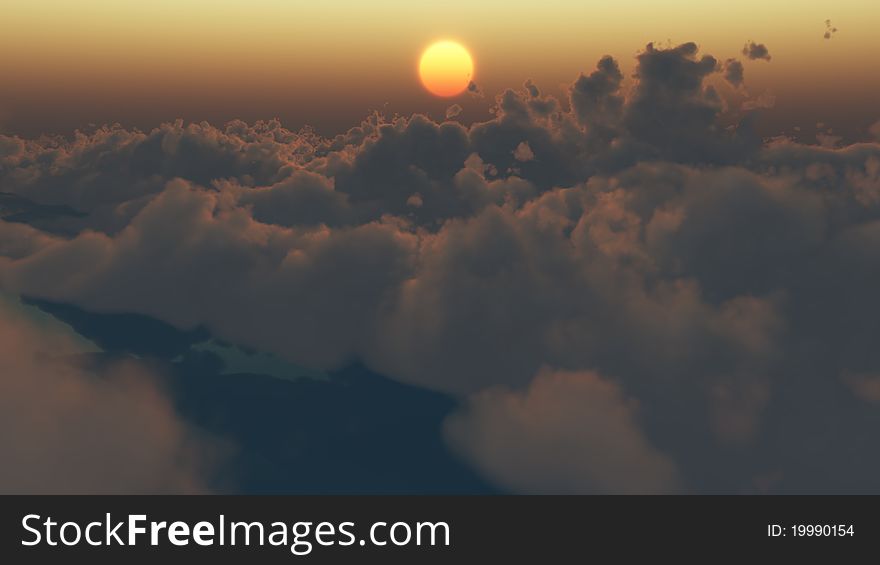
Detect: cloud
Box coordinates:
(569, 55, 624, 136)
(513, 141, 534, 162)
(741, 91, 776, 110)
(0, 42, 757, 227)
(723, 58, 745, 87)
(622, 42, 761, 164)
(2, 41, 880, 492)
(841, 372, 880, 403)
(232, 170, 351, 228)
(521, 80, 559, 118)
(0, 135, 24, 159)
(742, 41, 771, 60)
(444, 368, 680, 494)
(824, 19, 838, 40)
(0, 180, 418, 370)
(467, 80, 483, 98)
(0, 296, 219, 493)
(870, 120, 880, 140)
(445, 104, 463, 119)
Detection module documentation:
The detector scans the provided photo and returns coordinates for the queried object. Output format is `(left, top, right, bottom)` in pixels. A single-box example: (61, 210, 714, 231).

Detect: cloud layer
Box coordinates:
(445, 368, 680, 494)
(2, 41, 880, 493)
(0, 297, 218, 493)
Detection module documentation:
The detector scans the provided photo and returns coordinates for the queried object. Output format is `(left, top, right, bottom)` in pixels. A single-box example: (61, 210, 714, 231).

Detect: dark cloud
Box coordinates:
(2, 42, 880, 493)
(467, 80, 484, 98)
(232, 170, 352, 228)
(523, 79, 559, 118)
(569, 55, 624, 149)
(742, 40, 771, 61)
(0, 135, 24, 159)
(622, 43, 760, 164)
(723, 58, 745, 87)
(570, 55, 623, 126)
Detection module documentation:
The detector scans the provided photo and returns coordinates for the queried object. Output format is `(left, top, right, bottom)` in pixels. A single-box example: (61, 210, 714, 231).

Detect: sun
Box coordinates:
(419, 41, 474, 97)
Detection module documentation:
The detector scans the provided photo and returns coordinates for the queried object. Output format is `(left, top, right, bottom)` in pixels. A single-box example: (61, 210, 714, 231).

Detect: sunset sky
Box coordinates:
(2, 1, 877, 137)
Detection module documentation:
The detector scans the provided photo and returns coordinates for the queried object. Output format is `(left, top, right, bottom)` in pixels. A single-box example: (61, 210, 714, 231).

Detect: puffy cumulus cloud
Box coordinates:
(0, 120, 292, 211)
(3, 41, 880, 492)
(742, 41, 771, 61)
(230, 170, 352, 228)
(569, 55, 624, 140)
(723, 58, 745, 87)
(0, 180, 418, 370)
(364, 174, 786, 404)
(623, 43, 756, 164)
(0, 297, 218, 493)
(444, 368, 680, 494)
(521, 80, 559, 119)
(328, 114, 473, 222)
(0, 42, 760, 229)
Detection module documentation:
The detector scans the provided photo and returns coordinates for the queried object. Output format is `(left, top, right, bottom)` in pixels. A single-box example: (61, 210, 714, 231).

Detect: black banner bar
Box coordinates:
(1, 496, 876, 562)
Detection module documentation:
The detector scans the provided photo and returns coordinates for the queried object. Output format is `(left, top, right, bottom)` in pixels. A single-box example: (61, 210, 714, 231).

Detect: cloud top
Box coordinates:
(2, 41, 880, 493)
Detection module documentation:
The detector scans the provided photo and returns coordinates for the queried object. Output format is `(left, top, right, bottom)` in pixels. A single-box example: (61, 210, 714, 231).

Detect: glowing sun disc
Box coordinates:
(419, 41, 474, 97)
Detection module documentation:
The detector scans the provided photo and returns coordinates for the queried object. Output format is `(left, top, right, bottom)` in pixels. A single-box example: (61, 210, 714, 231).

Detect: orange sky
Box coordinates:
(1, 1, 878, 138)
